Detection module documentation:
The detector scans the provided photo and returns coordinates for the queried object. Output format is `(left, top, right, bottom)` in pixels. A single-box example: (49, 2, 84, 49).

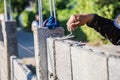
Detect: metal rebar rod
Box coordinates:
(49, 0, 53, 16)
(36, 1, 44, 80)
(38, 0, 43, 27)
(9, 0, 13, 20)
(53, 0, 56, 18)
(4, 0, 8, 21)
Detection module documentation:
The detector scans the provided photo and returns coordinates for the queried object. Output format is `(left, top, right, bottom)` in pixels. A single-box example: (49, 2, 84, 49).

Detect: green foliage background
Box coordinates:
(0, 0, 120, 44)
(56, 0, 120, 44)
(0, 0, 4, 13)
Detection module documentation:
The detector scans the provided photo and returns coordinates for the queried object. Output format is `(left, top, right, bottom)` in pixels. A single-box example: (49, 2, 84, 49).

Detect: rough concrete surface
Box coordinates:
(1, 21, 18, 80)
(47, 38, 56, 80)
(71, 46, 108, 80)
(55, 40, 72, 80)
(10, 56, 33, 80)
(33, 27, 64, 80)
(109, 57, 120, 80)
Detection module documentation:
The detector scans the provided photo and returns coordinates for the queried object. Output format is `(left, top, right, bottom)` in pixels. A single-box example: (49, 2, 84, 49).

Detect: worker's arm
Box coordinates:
(87, 14, 120, 45)
(67, 14, 120, 45)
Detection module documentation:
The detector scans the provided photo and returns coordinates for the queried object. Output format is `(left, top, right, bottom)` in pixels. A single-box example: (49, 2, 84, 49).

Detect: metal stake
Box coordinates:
(36, 1, 44, 80)
(9, 0, 13, 20)
(49, 0, 53, 16)
(38, 0, 43, 28)
(4, 0, 8, 21)
(53, 0, 56, 19)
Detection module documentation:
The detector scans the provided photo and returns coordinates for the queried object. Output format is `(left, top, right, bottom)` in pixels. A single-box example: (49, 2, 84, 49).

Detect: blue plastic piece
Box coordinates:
(43, 16, 60, 29)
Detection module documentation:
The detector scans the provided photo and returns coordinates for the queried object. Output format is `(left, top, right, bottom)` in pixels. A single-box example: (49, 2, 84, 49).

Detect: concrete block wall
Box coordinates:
(10, 56, 36, 80)
(0, 20, 18, 80)
(33, 27, 64, 80)
(47, 38, 120, 80)
(47, 38, 56, 80)
(108, 57, 120, 80)
(55, 40, 73, 80)
(0, 43, 35, 80)
(0, 22, 3, 41)
(0, 45, 36, 80)
(0, 42, 5, 80)
(71, 46, 108, 80)
(0, 20, 36, 80)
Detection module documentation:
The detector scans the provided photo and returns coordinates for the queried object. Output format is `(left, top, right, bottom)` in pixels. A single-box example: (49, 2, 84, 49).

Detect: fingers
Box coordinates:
(67, 14, 81, 31)
(67, 14, 90, 31)
(67, 15, 81, 31)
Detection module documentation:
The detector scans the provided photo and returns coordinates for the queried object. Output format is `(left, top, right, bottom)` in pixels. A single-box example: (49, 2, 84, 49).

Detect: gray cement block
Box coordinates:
(33, 27, 64, 80)
(2, 21, 18, 56)
(47, 38, 56, 80)
(0, 42, 4, 57)
(109, 57, 120, 80)
(1, 20, 18, 80)
(55, 40, 72, 80)
(1, 68, 7, 80)
(71, 46, 108, 80)
(0, 22, 3, 41)
(84, 45, 120, 80)
(10, 56, 33, 80)
(0, 42, 7, 80)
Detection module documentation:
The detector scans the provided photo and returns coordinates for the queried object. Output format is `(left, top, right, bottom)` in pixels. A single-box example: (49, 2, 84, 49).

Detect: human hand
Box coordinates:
(67, 14, 94, 31)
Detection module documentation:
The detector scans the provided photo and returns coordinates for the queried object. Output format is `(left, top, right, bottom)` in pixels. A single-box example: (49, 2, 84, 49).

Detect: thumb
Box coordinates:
(71, 21, 80, 28)
(68, 21, 80, 31)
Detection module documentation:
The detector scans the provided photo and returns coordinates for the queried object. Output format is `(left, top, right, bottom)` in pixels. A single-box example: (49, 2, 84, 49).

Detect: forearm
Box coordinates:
(87, 14, 120, 45)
